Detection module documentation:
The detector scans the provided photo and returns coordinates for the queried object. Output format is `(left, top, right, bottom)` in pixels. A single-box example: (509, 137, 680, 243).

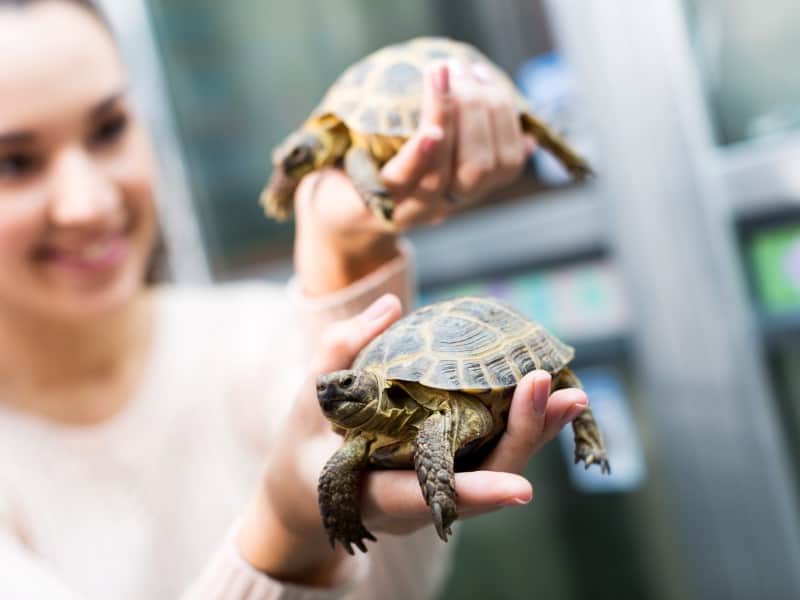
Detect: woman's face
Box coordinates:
(0, 1, 157, 322)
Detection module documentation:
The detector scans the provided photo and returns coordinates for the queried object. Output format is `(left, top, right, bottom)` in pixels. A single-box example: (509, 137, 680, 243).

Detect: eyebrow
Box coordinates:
(90, 89, 127, 118)
(0, 88, 128, 146)
(0, 131, 36, 145)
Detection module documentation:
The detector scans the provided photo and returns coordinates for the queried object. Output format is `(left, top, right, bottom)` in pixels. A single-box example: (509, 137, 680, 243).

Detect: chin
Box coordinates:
(53, 267, 147, 321)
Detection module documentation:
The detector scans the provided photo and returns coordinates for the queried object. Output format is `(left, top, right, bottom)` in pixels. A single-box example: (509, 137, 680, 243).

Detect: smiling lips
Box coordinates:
(37, 234, 129, 274)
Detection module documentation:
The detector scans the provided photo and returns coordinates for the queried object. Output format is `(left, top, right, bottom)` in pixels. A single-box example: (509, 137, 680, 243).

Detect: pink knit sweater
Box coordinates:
(0, 251, 450, 599)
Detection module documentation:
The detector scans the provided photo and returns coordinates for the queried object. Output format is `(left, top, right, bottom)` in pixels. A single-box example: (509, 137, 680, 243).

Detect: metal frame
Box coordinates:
(409, 186, 606, 287)
(546, 1, 800, 598)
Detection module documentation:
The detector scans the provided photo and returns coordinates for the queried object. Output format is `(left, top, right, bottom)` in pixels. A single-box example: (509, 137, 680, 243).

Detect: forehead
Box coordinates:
(0, 2, 124, 131)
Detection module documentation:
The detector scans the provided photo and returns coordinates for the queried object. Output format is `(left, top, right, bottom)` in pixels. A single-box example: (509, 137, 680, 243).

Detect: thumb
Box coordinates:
(381, 62, 450, 188)
(312, 294, 402, 374)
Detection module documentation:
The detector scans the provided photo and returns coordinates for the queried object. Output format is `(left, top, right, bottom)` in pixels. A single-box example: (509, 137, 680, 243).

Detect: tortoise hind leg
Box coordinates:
(344, 146, 395, 226)
(551, 368, 611, 474)
(318, 434, 377, 554)
(520, 113, 594, 180)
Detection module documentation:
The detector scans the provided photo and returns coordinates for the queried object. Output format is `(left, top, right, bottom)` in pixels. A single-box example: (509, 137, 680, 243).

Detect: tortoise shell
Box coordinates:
(354, 296, 574, 390)
(311, 37, 532, 138)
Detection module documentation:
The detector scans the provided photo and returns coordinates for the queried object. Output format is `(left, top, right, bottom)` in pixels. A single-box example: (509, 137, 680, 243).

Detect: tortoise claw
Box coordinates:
(432, 501, 456, 542)
(574, 443, 611, 475)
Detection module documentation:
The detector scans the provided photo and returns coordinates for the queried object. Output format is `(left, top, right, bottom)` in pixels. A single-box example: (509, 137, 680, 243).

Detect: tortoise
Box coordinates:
(316, 296, 609, 554)
(262, 37, 592, 226)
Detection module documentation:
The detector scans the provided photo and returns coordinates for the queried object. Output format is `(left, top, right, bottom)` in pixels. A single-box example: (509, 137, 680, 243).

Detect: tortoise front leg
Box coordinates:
(344, 146, 395, 226)
(318, 433, 376, 554)
(415, 411, 458, 541)
(551, 367, 611, 474)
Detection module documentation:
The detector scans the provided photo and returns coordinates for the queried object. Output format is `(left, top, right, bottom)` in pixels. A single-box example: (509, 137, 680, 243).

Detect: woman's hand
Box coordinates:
(294, 60, 537, 296)
(237, 295, 587, 585)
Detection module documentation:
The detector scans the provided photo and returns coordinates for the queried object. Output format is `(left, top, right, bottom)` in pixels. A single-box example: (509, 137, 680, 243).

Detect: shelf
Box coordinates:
(720, 134, 800, 215)
(409, 184, 606, 288)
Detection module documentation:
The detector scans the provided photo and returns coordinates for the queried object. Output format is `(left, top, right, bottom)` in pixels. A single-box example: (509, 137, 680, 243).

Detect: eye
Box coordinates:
(0, 153, 42, 181)
(341, 375, 354, 388)
(88, 113, 128, 149)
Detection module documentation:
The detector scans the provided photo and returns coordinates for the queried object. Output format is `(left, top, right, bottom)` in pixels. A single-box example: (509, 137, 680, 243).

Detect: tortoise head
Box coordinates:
(260, 125, 344, 221)
(316, 369, 382, 429)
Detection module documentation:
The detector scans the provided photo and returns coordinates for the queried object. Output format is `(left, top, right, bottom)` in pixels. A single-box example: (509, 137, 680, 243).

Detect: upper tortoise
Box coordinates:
(262, 37, 593, 226)
(316, 296, 610, 554)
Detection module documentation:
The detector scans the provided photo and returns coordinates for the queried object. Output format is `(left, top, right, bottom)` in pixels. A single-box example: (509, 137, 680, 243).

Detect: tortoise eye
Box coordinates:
(341, 375, 354, 388)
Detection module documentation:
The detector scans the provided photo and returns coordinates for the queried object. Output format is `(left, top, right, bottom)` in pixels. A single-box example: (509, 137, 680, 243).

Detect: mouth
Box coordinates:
(34, 232, 130, 275)
(319, 397, 363, 416)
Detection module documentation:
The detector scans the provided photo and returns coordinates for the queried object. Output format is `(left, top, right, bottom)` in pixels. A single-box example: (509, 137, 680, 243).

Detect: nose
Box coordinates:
(49, 148, 118, 225)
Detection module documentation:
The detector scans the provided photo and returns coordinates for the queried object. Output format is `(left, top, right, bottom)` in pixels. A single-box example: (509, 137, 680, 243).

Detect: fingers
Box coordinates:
(475, 65, 529, 186)
(362, 469, 533, 533)
(542, 387, 589, 447)
(481, 371, 549, 473)
(381, 63, 456, 227)
(312, 294, 402, 374)
(482, 371, 588, 474)
(450, 62, 530, 202)
(381, 62, 454, 194)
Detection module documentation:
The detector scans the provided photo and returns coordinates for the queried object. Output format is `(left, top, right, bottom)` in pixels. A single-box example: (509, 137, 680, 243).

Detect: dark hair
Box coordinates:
(1, 0, 98, 11)
(2, 0, 171, 284)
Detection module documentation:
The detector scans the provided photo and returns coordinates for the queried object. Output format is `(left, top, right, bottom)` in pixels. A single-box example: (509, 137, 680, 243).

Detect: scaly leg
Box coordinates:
(318, 434, 376, 554)
(415, 411, 457, 541)
(521, 113, 594, 180)
(344, 146, 395, 226)
(551, 368, 611, 474)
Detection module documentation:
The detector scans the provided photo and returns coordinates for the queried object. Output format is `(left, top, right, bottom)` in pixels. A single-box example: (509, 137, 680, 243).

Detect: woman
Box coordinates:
(0, 1, 590, 598)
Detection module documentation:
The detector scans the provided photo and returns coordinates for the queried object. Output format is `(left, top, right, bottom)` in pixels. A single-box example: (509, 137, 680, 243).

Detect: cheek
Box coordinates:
(0, 206, 44, 274)
(113, 128, 158, 249)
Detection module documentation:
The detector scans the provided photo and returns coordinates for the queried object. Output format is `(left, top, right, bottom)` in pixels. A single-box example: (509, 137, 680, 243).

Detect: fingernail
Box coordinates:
(361, 295, 395, 322)
(562, 403, 588, 426)
(433, 63, 450, 95)
(419, 126, 443, 154)
(472, 63, 494, 83)
(500, 496, 532, 507)
(420, 137, 437, 154)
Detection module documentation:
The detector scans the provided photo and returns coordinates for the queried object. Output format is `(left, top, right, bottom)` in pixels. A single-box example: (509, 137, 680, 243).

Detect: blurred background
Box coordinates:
(99, 1, 800, 598)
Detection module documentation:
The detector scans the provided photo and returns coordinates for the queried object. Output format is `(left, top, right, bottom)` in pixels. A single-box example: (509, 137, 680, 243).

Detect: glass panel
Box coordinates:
(145, 0, 587, 277)
(683, 0, 800, 146)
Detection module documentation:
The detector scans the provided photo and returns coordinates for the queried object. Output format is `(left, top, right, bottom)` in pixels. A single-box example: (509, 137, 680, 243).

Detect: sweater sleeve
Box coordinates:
(286, 240, 415, 356)
(0, 529, 83, 600)
(182, 522, 370, 600)
(213, 242, 451, 599)
(0, 522, 368, 600)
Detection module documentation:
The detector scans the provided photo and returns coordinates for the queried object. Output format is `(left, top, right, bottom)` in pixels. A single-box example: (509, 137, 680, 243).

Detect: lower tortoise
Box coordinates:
(263, 37, 592, 227)
(316, 296, 610, 554)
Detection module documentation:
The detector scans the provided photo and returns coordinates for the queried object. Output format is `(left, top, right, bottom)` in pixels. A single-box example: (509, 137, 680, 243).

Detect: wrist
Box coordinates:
(293, 170, 402, 295)
(237, 491, 350, 586)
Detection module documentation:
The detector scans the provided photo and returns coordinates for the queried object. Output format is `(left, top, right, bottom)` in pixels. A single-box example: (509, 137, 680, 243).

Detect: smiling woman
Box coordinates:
(0, 0, 158, 321)
(0, 1, 590, 599)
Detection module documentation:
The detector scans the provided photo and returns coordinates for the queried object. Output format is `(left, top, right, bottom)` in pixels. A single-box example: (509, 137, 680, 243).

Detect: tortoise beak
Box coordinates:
(316, 376, 355, 413)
